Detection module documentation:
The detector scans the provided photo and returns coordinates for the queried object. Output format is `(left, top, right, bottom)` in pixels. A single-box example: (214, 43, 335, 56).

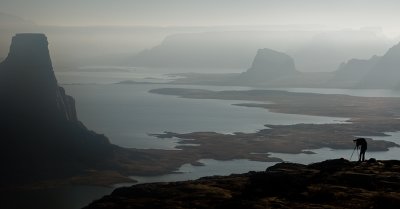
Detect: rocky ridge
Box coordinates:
(328, 55, 381, 88)
(359, 42, 400, 89)
(85, 158, 400, 209)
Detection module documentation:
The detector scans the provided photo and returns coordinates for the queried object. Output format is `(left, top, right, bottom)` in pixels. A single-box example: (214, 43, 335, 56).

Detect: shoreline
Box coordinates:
(10, 87, 400, 190)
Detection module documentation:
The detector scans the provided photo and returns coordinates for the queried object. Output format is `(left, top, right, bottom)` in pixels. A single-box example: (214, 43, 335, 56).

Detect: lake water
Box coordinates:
(123, 131, 400, 185)
(62, 84, 349, 149)
(274, 87, 400, 98)
(268, 131, 400, 164)
(61, 82, 400, 185)
(26, 69, 400, 209)
(56, 70, 400, 182)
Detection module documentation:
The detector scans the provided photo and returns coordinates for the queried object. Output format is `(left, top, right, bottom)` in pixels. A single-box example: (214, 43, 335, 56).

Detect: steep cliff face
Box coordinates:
(0, 34, 77, 122)
(237, 48, 301, 84)
(0, 34, 114, 185)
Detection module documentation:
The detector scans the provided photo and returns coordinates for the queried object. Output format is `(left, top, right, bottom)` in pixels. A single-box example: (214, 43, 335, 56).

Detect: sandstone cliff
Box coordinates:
(238, 48, 300, 83)
(0, 34, 115, 186)
(0, 34, 77, 121)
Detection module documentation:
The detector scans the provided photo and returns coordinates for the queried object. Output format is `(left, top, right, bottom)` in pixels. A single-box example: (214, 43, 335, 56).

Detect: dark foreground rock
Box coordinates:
(0, 34, 137, 188)
(85, 159, 400, 209)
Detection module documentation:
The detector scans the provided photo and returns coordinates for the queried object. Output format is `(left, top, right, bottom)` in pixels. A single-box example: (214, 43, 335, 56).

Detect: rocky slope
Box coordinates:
(328, 41, 400, 89)
(359, 42, 400, 89)
(328, 55, 381, 88)
(85, 158, 400, 209)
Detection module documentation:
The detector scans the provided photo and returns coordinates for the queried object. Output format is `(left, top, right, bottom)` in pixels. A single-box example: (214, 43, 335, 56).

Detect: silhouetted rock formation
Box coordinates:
(127, 30, 390, 72)
(328, 55, 381, 88)
(85, 159, 400, 209)
(358, 42, 400, 89)
(169, 48, 331, 88)
(235, 48, 301, 84)
(0, 34, 116, 186)
(0, 34, 77, 121)
(130, 32, 256, 70)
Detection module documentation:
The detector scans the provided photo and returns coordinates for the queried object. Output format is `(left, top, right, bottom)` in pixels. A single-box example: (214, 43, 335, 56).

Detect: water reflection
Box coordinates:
(270, 132, 400, 164)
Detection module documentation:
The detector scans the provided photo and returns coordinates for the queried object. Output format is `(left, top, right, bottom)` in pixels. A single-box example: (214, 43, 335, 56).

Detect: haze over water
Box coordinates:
(58, 69, 350, 149)
(3, 1, 400, 209)
(60, 70, 400, 184)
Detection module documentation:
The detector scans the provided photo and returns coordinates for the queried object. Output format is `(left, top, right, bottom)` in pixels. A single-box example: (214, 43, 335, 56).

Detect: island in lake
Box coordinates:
(145, 87, 400, 164)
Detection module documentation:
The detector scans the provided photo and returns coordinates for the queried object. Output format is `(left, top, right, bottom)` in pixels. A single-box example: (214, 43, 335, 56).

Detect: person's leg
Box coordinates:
(361, 148, 366, 161)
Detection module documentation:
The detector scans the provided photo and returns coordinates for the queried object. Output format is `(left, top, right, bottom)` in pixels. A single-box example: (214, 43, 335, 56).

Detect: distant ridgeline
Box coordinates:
(170, 42, 400, 89)
(0, 34, 118, 185)
(236, 44, 400, 89)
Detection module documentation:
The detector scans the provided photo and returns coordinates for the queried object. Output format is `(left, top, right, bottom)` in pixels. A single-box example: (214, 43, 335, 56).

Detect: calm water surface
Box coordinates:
(62, 84, 349, 149)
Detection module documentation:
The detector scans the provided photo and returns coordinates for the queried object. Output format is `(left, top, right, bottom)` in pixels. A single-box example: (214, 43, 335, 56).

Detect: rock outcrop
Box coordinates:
(85, 159, 400, 209)
(0, 34, 116, 186)
(235, 48, 301, 85)
(358, 42, 400, 89)
(328, 55, 381, 88)
(0, 34, 77, 121)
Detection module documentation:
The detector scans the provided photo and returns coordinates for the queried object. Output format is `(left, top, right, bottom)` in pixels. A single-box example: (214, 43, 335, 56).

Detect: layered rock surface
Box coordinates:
(85, 159, 400, 209)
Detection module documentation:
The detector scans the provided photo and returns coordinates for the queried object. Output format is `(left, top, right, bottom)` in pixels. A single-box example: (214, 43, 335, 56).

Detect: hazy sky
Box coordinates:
(1, 0, 400, 36)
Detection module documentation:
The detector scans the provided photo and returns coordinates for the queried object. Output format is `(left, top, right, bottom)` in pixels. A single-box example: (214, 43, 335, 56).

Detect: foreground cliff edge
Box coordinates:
(85, 158, 400, 209)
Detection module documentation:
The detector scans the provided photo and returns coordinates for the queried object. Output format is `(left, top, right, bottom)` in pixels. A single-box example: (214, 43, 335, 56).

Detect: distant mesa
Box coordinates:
(171, 41, 400, 89)
(328, 55, 381, 88)
(327, 41, 400, 89)
(127, 30, 391, 73)
(358, 42, 400, 89)
(0, 34, 119, 186)
(237, 48, 300, 83)
(130, 32, 256, 70)
(170, 48, 329, 88)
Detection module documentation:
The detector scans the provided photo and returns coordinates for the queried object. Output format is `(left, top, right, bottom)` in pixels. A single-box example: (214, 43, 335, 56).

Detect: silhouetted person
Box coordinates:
(353, 138, 367, 162)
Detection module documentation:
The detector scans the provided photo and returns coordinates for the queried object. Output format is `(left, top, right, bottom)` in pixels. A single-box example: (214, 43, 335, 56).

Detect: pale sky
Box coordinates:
(1, 0, 400, 36)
